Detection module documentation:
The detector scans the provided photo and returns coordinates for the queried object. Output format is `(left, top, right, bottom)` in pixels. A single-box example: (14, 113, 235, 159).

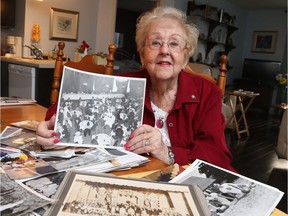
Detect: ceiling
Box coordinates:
(117, 0, 287, 12)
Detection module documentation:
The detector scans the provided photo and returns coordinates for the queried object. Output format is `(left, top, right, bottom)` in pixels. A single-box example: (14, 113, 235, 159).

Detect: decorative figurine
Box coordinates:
(32, 24, 41, 43)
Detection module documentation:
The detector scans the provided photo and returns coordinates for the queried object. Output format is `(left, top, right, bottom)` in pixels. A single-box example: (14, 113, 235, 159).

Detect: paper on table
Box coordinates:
(11, 120, 39, 131)
(0, 97, 37, 106)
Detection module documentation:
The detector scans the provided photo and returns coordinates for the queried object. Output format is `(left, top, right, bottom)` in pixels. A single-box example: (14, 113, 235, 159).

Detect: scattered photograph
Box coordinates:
(0, 131, 40, 151)
(0, 126, 23, 139)
(17, 171, 67, 199)
(1, 148, 113, 180)
(10, 120, 40, 131)
(1, 158, 55, 180)
(0, 173, 50, 216)
(170, 159, 284, 216)
(55, 66, 146, 148)
(0, 146, 21, 160)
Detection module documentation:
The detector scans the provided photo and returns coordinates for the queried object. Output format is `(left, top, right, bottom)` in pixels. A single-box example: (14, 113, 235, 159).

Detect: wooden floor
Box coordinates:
(225, 110, 287, 213)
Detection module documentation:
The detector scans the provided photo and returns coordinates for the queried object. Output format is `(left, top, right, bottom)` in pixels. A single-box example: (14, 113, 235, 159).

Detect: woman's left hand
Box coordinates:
(125, 124, 170, 164)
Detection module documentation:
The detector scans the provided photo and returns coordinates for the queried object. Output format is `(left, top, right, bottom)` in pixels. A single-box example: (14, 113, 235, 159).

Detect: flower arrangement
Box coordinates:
(275, 73, 287, 86)
(92, 51, 107, 58)
(76, 40, 91, 53)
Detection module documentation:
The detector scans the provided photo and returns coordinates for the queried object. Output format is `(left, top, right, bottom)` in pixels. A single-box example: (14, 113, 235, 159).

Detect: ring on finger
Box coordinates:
(144, 139, 150, 146)
(41, 145, 49, 150)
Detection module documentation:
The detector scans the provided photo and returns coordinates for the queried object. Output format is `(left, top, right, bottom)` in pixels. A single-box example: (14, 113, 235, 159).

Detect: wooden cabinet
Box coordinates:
(187, 1, 238, 68)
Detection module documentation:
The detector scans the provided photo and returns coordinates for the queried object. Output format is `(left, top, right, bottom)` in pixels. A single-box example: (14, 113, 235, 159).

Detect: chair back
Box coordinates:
(50, 42, 116, 105)
(185, 55, 229, 96)
(188, 62, 213, 76)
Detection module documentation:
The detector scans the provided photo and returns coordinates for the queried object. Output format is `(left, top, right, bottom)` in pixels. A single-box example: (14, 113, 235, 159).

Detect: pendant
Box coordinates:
(156, 119, 164, 128)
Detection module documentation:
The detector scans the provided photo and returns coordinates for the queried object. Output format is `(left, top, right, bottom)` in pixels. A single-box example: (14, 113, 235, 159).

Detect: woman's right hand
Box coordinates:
(36, 115, 61, 149)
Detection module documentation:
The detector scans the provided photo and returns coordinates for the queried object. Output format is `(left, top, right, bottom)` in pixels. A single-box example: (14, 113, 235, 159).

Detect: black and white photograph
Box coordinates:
(0, 126, 22, 139)
(170, 159, 284, 216)
(47, 171, 210, 216)
(55, 66, 146, 148)
(17, 171, 67, 200)
(0, 173, 50, 216)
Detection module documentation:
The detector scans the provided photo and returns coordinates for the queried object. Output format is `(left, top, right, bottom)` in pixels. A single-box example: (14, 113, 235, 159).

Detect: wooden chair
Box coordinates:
(185, 55, 229, 96)
(185, 56, 234, 128)
(50, 42, 117, 105)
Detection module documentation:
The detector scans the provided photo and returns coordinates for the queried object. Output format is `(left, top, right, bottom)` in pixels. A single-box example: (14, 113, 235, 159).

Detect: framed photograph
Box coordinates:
(50, 8, 79, 41)
(251, 31, 277, 53)
(46, 171, 210, 216)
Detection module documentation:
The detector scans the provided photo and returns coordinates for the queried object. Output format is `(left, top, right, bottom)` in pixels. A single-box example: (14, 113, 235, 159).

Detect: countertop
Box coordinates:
(1, 56, 56, 68)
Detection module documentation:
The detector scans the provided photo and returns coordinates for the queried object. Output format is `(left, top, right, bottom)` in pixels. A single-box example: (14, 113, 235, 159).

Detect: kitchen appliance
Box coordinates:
(6, 36, 22, 57)
(8, 64, 36, 99)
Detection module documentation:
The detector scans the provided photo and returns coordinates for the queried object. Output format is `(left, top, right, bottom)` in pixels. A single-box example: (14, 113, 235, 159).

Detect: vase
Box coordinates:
(75, 48, 88, 62)
(276, 85, 288, 104)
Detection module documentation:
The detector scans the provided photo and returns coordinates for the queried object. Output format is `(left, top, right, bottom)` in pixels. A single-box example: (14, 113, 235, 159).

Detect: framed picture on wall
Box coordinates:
(50, 8, 79, 41)
(251, 31, 277, 53)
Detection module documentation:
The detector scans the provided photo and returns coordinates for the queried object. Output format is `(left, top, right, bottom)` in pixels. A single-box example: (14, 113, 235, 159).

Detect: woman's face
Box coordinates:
(140, 18, 188, 81)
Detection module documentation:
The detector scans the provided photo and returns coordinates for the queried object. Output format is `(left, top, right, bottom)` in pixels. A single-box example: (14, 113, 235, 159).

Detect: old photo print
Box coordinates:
(47, 171, 209, 216)
(55, 66, 146, 148)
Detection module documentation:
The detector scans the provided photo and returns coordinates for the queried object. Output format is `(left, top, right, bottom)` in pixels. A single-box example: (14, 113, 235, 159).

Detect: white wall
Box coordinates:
(1, 0, 286, 85)
(2, 0, 116, 60)
(24, 0, 117, 59)
(243, 10, 286, 62)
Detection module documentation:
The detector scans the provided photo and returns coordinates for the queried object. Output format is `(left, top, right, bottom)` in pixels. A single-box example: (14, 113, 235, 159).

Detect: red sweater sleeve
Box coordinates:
(45, 103, 58, 121)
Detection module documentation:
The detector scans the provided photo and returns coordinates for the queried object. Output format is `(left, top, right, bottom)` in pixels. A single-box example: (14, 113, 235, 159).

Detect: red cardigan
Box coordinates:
(45, 70, 236, 172)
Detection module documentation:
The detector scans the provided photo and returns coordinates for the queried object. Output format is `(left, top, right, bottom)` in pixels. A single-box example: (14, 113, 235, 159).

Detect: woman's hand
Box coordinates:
(125, 124, 170, 164)
(36, 115, 62, 150)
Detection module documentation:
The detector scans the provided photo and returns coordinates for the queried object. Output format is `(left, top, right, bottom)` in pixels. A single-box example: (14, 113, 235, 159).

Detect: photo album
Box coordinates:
(54, 66, 146, 148)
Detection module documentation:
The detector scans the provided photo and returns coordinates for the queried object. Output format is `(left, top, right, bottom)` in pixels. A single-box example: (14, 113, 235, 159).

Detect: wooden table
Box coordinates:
(0, 104, 286, 216)
(226, 91, 260, 139)
(0, 103, 48, 131)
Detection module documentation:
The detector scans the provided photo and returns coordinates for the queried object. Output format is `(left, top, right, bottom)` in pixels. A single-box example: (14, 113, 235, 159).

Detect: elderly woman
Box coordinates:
(36, 7, 235, 172)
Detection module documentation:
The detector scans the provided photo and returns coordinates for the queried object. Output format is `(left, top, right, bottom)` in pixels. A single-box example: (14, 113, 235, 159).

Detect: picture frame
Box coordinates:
(50, 8, 79, 41)
(251, 31, 277, 53)
(46, 171, 210, 216)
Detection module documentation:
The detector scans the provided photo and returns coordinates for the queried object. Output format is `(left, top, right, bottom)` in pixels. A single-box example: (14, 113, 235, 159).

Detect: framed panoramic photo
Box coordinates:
(50, 8, 79, 41)
(251, 31, 277, 53)
(46, 171, 210, 216)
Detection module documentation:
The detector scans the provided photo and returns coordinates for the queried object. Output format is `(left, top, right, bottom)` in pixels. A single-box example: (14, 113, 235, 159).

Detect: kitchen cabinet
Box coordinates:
(187, 1, 238, 68)
(1, 58, 55, 108)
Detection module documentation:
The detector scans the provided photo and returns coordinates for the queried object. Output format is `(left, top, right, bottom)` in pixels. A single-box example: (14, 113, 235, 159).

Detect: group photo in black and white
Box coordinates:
(55, 67, 146, 148)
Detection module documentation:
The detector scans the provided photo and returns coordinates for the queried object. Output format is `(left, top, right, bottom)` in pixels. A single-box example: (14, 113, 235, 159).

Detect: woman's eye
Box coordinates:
(169, 41, 180, 47)
(151, 40, 162, 47)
